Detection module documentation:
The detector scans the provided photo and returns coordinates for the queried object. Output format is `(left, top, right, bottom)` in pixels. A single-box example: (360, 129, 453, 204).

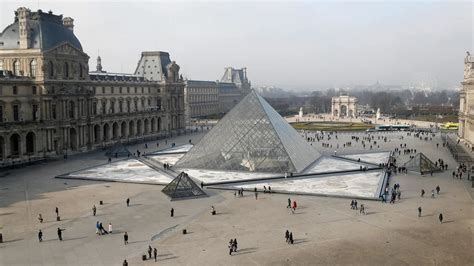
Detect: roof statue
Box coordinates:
(403, 153, 441, 174)
(175, 90, 321, 173)
(104, 142, 131, 158)
(161, 172, 207, 200)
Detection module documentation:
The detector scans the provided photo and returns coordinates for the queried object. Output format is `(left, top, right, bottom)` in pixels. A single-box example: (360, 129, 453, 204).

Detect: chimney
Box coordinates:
(17, 7, 31, 49)
(63, 17, 74, 32)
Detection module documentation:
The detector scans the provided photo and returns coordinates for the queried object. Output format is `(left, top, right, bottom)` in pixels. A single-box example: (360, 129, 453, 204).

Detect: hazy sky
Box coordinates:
(1, 0, 472, 89)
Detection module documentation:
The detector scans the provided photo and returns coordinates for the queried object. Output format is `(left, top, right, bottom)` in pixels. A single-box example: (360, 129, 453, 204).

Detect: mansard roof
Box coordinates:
(0, 9, 83, 51)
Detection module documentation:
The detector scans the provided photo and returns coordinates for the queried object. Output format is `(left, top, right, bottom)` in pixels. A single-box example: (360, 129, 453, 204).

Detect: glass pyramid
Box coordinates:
(105, 141, 131, 157)
(162, 172, 207, 200)
(403, 153, 441, 173)
(175, 90, 321, 173)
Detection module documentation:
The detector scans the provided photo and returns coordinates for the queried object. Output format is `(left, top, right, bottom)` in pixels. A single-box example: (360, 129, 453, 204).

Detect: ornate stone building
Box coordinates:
(0, 7, 185, 166)
(458, 52, 474, 150)
(218, 67, 251, 113)
(184, 80, 219, 122)
(331, 95, 357, 118)
(183, 67, 251, 121)
(220, 67, 251, 94)
(218, 81, 242, 113)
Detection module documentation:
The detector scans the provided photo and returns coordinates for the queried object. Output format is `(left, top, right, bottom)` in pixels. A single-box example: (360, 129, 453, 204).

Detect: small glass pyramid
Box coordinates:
(161, 172, 207, 200)
(105, 141, 131, 157)
(175, 90, 321, 173)
(403, 153, 441, 173)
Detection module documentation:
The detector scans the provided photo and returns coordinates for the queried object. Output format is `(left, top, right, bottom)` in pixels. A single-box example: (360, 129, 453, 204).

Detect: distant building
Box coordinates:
(458, 52, 474, 150)
(220, 67, 251, 94)
(331, 95, 357, 118)
(184, 80, 219, 122)
(217, 82, 242, 113)
(0, 7, 185, 166)
(183, 67, 251, 121)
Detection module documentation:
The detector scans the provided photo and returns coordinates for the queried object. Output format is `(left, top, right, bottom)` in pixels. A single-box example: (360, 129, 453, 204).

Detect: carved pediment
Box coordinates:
(45, 42, 88, 58)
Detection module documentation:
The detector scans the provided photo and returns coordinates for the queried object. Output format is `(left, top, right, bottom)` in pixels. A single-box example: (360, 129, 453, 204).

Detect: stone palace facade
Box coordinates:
(458, 52, 474, 150)
(0, 7, 185, 166)
(184, 67, 251, 122)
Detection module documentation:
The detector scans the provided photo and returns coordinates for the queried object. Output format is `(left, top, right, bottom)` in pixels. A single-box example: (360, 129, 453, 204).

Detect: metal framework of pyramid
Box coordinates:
(161, 172, 207, 200)
(403, 153, 441, 173)
(105, 142, 131, 157)
(175, 90, 321, 173)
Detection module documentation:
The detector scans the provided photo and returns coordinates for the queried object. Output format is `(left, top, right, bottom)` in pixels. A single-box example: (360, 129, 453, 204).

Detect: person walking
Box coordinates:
(439, 213, 443, 224)
(38, 230, 43, 242)
(126, 198, 130, 207)
(55, 207, 59, 218)
(123, 260, 128, 266)
(38, 214, 43, 223)
(292, 200, 297, 212)
(360, 204, 365, 215)
(108, 223, 113, 234)
(436, 185, 440, 195)
(287, 198, 291, 208)
(431, 190, 435, 198)
(285, 230, 290, 243)
(170, 208, 174, 217)
(418, 207, 422, 217)
(254, 187, 258, 200)
(57, 227, 65, 241)
(123, 232, 128, 245)
(228, 239, 234, 255)
(92, 205, 96, 216)
(148, 245, 152, 259)
(96, 221, 100, 235)
(421, 189, 425, 197)
(153, 248, 158, 262)
(289, 232, 294, 244)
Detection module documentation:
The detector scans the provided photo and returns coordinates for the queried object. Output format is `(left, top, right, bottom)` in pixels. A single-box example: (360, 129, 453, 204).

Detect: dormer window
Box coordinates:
(13, 60, 20, 76)
(30, 59, 37, 77)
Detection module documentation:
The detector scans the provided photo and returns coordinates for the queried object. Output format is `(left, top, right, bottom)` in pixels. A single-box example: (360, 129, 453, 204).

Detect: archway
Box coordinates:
(94, 124, 101, 144)
(151, 118, 156, 133)
(129, 120, 135, 137)
(26, 132, 35, 154)
(144, 119, 150, 135)
(10, 134, 21, 157)
(121, 121, 127, 138)
(0, 136, 4, 160)
(157, 117, 161, 132)
(69, 128, 77, 150)
(112, 122, 119, 140)
(137, 120, 142, 136)
(103, 123, 110, 142)
(340, 105, 348, 117)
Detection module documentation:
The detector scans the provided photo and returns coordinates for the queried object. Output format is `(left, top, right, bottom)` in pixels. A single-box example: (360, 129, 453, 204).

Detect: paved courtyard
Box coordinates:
(0, 129, 473, 265)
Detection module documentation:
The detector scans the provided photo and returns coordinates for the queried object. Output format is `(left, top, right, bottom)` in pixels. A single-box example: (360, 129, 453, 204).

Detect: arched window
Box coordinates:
(69, 101, 75, 119)
(13, 60, 21, 76)
(64, 62, 69, 78)
(49, 61, 54, 77)
(79, 63, 83, 78)
(30, 59, 37, 77)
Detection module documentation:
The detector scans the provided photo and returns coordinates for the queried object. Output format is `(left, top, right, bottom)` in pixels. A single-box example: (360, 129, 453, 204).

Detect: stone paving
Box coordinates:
(0, 129, 473, 265)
